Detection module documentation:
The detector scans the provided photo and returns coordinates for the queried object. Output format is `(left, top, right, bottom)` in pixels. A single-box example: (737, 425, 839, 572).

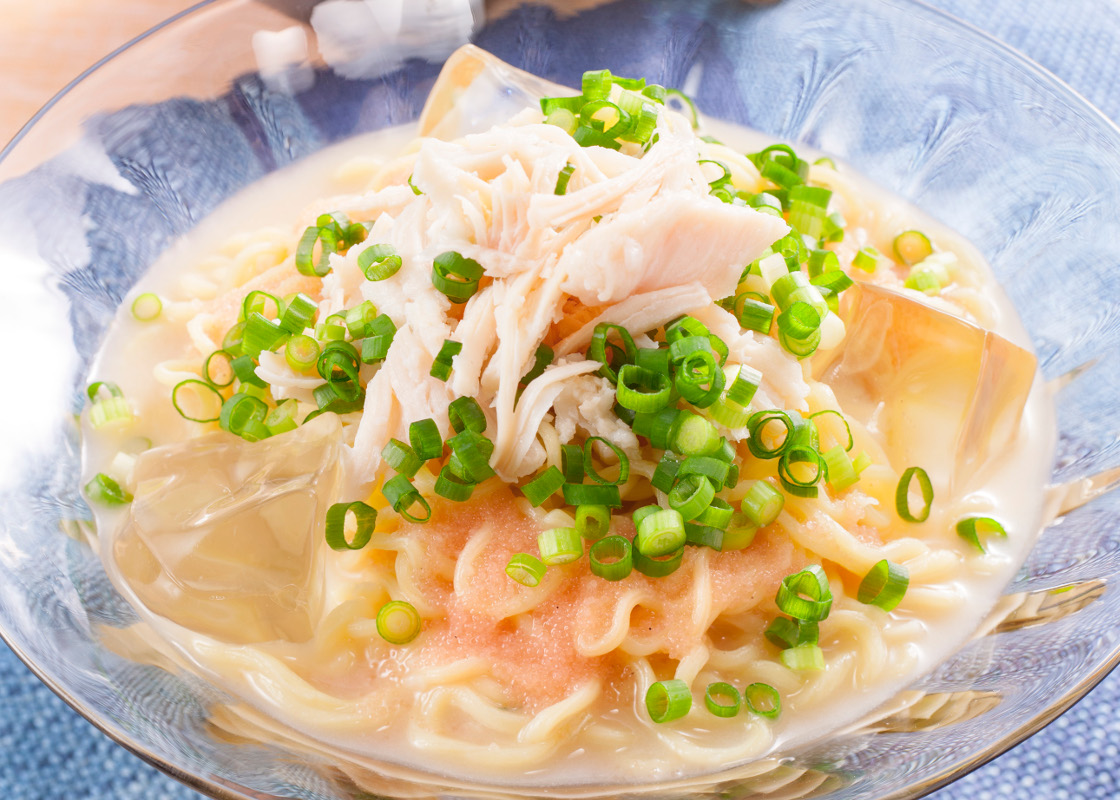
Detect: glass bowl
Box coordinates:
(3, 0, 1120, 798)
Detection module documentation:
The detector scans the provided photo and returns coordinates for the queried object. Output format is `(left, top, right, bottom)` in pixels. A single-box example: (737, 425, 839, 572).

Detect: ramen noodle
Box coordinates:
(80, 47, 1052, 783)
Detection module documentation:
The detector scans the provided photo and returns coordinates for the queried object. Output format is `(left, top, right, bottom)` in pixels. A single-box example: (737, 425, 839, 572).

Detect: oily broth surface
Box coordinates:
(82, 121, 1054, 784)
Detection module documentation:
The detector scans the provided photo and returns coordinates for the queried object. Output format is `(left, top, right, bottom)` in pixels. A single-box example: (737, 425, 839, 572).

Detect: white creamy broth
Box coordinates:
(82, 58, 1055, 787)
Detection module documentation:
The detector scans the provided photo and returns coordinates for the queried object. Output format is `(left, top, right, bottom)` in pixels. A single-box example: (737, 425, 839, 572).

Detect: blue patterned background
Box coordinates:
(3, 0, 1120, 797)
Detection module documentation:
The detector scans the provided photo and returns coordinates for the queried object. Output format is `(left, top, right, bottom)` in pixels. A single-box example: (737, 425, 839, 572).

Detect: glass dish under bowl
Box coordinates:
(2, 0, 1120, 797)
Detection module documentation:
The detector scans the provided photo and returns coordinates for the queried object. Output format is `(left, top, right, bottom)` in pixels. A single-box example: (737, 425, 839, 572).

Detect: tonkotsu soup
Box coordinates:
(79, 47, 1053, 784)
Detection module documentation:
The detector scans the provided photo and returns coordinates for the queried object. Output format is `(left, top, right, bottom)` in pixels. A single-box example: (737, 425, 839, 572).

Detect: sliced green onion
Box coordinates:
(554, 162, 575, 195)
(222, 320, 246, 356)
(447, 430, 495, 483)
(538, 527, 583, 565)
(506, 553, 547, 587)
(896, 466, 933, 522)
(561, 483, 622, 508)
(721, 513, 758, 550)
(615, 364, 672, 412)
(358, 243, 403, 281)
(807, 249, 840, 278)
(741, 480, 784, 527)
(776, 564, 832, 622)
(448, 396, 486, 434)
(857, 559, 909, 611)
(84, 473, 132, 505)
(408, 418, 442, 461)
(694, 497, 734, 530)
(576, 504, 611, 541)
(382, 474, 432, 524)
(665, 88, 699, 128)
(430, 339, 462, 381)
(432, 251, 483, 304)
(434, 466, 475, 502)
(581, 68, 612, 100)
(219, 393, 270, 441)
(561, 443, 585, 483)
(522, 466, 565, 507)
(852, 246, 883, 273)
(242, 312, 288, 358)
(746, 410, 793, 459)
(679, 456, 731, 491)
(295, 223, 337, 277)
(777, 302, 822, 342)
(650, 452, 683, 493)
(668, 475, 716, 521)
(636, 508, 686, 557)
(242, 290, 280, 322)
(588, 323, 637, 383)
(171, 379, 223, 423)
(230, 354, 266, 389)
(324, 501, 377, 550)
(780, 643, 825, 671)
(745, 683, 781, 719)
(285, 334, 320, 373)
(670, 412, 720, 457)
(634, 407, 680, 450)
(87, 382, 132, 429)
(822, 444, 859, 491)
(956, 516, 1008, 552)
(632, 505, 661, 530)
(633, 545, 684, 577)
(381, 439, 423, 479)
(704, 682, 741, 718)
(278, 293, 318, 334)
(522, 344, 554, 385)
(318, 313, 348, 342)
(264, 399, 298, 435)
(684, 522, 723, 550)
(376, 600, 421, 644)
(202, 350, 235, 388)
(583, 436, 629, 486)
(131, 292, 162, 321)
(589, 535, 632, 581)
(893, 230, 933, 266)
(345, 300, 378, 338)
(360, 315, 398, 364)
(778, 446, 824, 498)
(764, 616, 819, 649)
(646, 678, 692, 723)
(317, 340, 362, 400)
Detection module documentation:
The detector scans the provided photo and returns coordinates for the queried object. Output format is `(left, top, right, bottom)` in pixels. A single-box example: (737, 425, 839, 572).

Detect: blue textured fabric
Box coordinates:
(3, 0, 1120, 797)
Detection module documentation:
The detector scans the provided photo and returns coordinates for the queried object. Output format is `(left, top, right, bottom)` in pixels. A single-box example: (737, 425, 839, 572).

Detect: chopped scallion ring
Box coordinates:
(896, 466, 934, 522)
(746, 410, 793, 459)
(667, 474, 716, 521)
(203, 350, 235, 388)
(430, 339, 462, 381)
(278, 293, 318, 334)
(265, 399, 299, 436)
(857, 559, 909, 611)
(956, 516, 1007, 552)
(431, 251, 483, 304)
(775, 564, 833, 622)
(561, 443, 585, 483)
(780, 643, 825, 671)
(358, 243, 403, 281)
(589, 535, 633, 581)
(744, 682, 781, 719)
(434, 466, 475, 502)
(583, 436, 630, 486)
(576, 504, 611, 541)
(84, 473, 132, 505)
(893, 229, 934, 266)
(505, 553, 547, 587)
(646, 679, 692, 723)
(633, 545, 684, 577)
(670, 412, 720, 457)
(704, 682, 741, 718)
(376, 600, 421, 645)
(561, 482, 622, 508)
(538, 527, 583, 566)
(740, 481, 784, 528)
(324, 501, 377, 551)
(382, 474, 432, 524)
(285, 335, 320, 373)
(521, 466, 565, 507)
(447, 430, 496, 483)
(778, 445, 824, 498)
(554, 162, 575, 195)
(171, 379, 224, 423)
(448, 396, 487, 434)
(219, 393, 270, 442)
(381, 439, 423, 479)
(636, 508, 686, 557)
(408, 418, 443, 461)
(130, 292, 162, 321)
(615, 364, 672, 412)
